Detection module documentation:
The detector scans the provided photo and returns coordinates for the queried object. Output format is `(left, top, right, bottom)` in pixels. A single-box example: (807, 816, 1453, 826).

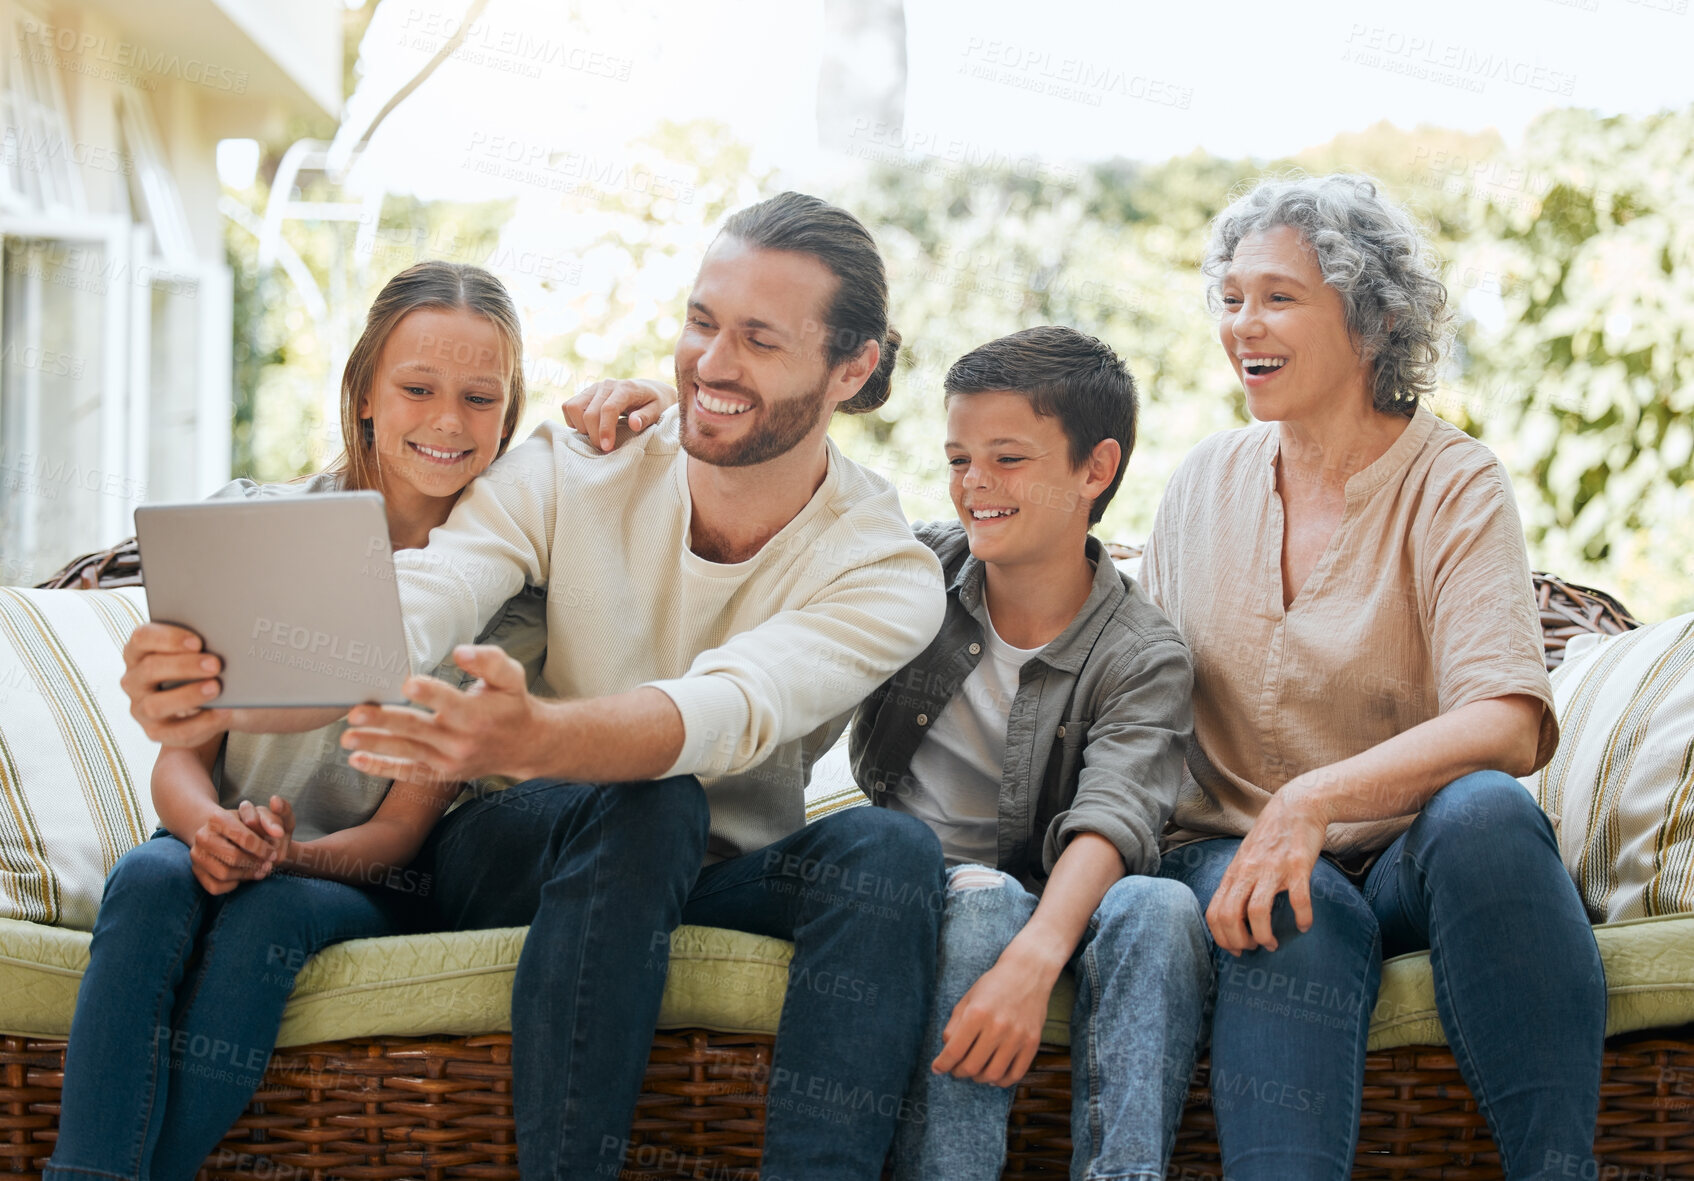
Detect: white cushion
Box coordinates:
(1525, 613, 1694, 922)
(0, 587, 158, 929)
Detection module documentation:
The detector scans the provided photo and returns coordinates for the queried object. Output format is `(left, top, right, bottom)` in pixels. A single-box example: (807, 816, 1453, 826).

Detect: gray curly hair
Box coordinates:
(1202, 173, 1452, 416)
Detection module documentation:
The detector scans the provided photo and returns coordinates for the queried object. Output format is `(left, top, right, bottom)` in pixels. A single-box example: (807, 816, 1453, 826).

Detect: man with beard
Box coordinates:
(324, 192, 946, 1179)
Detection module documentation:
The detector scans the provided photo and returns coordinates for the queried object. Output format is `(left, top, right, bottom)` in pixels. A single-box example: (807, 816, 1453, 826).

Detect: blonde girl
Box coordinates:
(47, 262, 545, 1181)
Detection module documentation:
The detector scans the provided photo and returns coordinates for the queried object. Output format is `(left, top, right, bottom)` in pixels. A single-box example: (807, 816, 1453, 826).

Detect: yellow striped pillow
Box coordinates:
(1526, 613, 1694, 923)
(0, 587, 159, 929)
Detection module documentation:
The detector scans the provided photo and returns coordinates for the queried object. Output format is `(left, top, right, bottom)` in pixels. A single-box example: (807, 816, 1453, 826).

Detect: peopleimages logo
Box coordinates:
(247, 618, 409, 689)
(20, 20, 249, 93)
(1, 128, 132, 177)
(0, 339, 86, 378)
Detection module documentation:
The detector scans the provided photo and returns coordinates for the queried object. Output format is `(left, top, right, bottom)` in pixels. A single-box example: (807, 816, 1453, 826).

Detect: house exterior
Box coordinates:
(0, 0, 341, 585)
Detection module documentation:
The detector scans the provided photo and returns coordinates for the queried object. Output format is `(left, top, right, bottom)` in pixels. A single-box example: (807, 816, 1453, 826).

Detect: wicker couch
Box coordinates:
(3, 569, 1693, 1181)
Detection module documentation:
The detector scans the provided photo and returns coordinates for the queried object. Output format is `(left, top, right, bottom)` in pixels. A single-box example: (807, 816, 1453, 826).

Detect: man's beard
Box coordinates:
(677, 373, 830, 468)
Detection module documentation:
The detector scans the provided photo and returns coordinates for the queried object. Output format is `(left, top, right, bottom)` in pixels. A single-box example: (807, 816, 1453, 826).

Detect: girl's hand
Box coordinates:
(563, 379, 677, 452)
(1206, 782, 1329, 954)
(120, 623, 232, 747)
(236, 796, 295, 877)
(931, 949, 1056, 1088)
(188, 809, 276, 895)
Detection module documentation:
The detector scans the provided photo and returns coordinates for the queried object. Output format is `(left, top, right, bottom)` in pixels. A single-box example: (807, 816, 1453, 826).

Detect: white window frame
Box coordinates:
(126, 222, 232, 506)
(0, 213, 132, 552)
(117, 88, 194, 268)
(0, 8, 88, 217)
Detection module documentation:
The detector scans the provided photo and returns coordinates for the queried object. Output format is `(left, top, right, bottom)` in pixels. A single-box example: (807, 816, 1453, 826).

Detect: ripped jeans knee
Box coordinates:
(947, 864, 1015, 895)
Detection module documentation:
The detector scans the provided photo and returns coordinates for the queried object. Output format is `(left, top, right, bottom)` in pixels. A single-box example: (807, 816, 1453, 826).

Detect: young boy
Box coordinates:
(849, 326, 1209, 1180)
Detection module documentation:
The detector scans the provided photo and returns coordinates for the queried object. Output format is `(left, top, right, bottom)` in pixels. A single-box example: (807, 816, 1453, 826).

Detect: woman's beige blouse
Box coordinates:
(1140, 404, 1558, 857)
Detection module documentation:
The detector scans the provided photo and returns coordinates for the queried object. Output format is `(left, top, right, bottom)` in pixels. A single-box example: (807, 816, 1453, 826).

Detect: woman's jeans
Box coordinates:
(1160, 771, 1606, 1180)
(46, 831, 399, 1181)
(893, 866, 1211, 1181)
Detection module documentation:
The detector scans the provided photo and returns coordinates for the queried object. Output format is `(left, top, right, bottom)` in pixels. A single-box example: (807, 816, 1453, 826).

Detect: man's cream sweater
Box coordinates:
(393, 410, 946, 860)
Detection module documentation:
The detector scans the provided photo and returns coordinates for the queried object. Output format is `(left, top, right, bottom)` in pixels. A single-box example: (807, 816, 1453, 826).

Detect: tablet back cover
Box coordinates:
(135, 493, 411, 707)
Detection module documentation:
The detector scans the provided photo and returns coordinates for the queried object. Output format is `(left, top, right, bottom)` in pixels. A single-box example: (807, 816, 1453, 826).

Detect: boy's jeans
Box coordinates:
(893, 866, 1211, 1181)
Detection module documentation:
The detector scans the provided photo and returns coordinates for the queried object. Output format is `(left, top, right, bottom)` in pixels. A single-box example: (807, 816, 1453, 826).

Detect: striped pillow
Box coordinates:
(0, 587, 158, 929)
(803, 732, 870, 823)
(1526, 613, 1694, 922)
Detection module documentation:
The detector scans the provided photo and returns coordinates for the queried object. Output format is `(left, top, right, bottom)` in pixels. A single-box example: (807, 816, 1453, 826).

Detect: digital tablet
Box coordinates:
(134, 492, 412, 708)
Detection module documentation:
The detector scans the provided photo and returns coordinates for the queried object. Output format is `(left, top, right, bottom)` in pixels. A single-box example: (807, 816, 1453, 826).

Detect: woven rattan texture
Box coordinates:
(6, 1031, 1694, 1178)
(1533, 572, 1641, 669)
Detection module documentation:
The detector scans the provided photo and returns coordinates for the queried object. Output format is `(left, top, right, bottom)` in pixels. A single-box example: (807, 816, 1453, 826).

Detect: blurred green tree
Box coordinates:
(226, 102, 1693, 617)
(1438, 107, 1694, 617)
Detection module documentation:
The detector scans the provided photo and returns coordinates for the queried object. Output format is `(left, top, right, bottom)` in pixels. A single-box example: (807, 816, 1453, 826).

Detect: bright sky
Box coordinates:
(330, 0, 1694, 199)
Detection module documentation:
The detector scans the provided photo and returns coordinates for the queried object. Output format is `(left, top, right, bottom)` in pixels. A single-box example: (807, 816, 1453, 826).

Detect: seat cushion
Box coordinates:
(6, 911, 1693, 1051)
(1369, 910, 1694, 1049)
(0, 587, 159, 929)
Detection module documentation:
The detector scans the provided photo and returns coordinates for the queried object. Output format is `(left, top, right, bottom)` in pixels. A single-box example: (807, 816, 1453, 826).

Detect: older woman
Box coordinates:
(1139, 174, 1605, 1177)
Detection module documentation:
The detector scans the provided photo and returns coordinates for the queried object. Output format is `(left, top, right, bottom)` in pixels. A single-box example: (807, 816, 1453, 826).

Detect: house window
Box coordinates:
(0, 11, 86, 217)
(0, 6, 229, 586)
(0, 223, 132, 584)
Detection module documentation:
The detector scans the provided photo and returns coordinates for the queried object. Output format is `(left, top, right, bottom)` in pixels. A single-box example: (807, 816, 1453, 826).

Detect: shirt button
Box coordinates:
(968, 642, 981, 655)
(1057, 725, 1067, 738)
(916, 713, 929, 726)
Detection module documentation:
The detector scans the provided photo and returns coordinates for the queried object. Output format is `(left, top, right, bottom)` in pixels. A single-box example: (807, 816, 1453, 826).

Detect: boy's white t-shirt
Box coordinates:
(893, 609, 1046, 866)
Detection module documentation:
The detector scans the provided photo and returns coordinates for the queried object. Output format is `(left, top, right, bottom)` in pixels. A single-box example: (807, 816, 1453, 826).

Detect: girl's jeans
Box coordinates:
(46, 831, 398, 1181)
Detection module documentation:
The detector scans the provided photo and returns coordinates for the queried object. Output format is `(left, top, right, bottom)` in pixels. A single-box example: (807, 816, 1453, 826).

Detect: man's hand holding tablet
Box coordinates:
(343, 658, 688, 787)
(341, 643, 543, 784)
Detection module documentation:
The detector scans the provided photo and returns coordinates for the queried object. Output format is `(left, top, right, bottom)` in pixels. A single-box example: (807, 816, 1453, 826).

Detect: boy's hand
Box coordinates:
(188, 809, 276, 895)
(563, 379, 676, 452)
(932, 951, 1055, 1088)
(120, 622, 232, 747)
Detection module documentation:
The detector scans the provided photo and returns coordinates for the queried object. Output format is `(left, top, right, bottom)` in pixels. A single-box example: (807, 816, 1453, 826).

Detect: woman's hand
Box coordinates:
(120, 623, 232, 747)
(931, 947, 1057, 1088)
(188, 808, 276, 895)
(563, 379, 677, 452)
(1207, 781, 1329, 954)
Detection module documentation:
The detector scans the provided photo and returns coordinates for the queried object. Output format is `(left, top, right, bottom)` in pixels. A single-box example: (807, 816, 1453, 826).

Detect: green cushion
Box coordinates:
(1368, 910, 1694, 1049)
(5, 911, 1692, 1051)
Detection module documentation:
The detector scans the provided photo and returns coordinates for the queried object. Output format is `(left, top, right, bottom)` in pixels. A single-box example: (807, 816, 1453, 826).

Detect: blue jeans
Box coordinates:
(1160, 771, 1606, 1180)
(893, 866, 1211, 1181)
(407, 776, 944, 1181)
(45, 831, 399, 1181)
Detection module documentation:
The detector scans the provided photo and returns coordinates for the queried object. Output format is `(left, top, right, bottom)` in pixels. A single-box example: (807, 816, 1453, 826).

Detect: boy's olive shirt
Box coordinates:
(849, 521, 1194, 890)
